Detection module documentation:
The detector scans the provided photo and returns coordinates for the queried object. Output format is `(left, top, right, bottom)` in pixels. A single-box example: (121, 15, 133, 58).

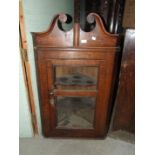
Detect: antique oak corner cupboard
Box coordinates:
(32, 13, 120, 138)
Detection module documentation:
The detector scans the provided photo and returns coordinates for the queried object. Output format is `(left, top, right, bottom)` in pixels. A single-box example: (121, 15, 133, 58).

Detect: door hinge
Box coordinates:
(21, 48, 28, 62)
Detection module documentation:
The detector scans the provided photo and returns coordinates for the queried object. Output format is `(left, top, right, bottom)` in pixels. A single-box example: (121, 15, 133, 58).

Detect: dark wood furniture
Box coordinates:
(122, 0, 135, 29)
(111, 29, 135, 134)
(32, 13, 120, 138)
(79, 0, 125, 33)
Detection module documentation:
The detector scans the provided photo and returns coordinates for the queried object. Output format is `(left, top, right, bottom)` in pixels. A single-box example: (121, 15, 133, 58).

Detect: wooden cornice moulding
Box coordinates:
(32, 14, 73, 47)
(79, 13, 119, 47)
(32, 13, 119, 48)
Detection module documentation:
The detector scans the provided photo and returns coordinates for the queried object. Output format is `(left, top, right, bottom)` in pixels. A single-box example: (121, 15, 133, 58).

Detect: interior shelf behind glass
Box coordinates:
(54, 96, 96, 129)
(55, 66, 98, 90)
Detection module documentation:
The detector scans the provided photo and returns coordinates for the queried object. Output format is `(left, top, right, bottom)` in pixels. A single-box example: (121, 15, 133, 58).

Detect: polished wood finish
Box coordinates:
(32, 14, 73, 47)
(32, 13, 120, 47)
(79, 13, 119, 47)
(111, 29, 135, 133)
(32, 13, 120, 138)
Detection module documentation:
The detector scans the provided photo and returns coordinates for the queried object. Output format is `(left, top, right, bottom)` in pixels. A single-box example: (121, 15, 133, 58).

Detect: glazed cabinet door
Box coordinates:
(38, 59, 111, 137)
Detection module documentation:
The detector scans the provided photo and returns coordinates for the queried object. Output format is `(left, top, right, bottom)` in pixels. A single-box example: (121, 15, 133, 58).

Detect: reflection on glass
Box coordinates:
(54, 96, 96, 129)
(55, 66, 98, 90)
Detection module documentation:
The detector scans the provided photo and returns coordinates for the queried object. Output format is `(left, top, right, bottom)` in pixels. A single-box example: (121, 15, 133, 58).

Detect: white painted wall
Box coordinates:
(21, 0, 73, 136)
(19, 54, 33, 137)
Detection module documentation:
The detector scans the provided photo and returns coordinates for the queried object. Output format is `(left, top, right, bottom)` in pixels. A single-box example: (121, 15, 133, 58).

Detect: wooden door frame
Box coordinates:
(36, 51, 115, 138)
(19, 1, 38, 135)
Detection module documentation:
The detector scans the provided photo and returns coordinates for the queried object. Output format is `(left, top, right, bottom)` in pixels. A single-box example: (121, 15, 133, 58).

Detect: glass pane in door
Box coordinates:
(54, 66, 98, 90)
(53, 96, 96, 129)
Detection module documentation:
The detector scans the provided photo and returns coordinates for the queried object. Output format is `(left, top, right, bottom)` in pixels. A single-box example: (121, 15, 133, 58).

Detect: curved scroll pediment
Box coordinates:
(32, 13, 119, 48)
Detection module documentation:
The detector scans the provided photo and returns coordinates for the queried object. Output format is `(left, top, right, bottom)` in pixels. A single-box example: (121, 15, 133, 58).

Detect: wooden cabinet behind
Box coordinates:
(111, 29, 135, 134)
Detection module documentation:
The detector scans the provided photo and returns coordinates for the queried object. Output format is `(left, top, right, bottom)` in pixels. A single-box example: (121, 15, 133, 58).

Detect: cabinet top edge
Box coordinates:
(34, 47, 120, 51)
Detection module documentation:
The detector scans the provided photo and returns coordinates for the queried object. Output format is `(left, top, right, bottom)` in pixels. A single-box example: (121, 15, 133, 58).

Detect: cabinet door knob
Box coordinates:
(49, 86, 55, 96)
